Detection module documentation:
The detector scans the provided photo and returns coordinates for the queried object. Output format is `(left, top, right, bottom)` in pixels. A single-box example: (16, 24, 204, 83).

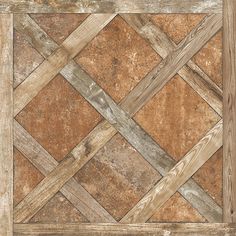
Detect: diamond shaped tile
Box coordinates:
(16, 75, 102, 162)
(150, 14, 206, 44)
(134, 75, 220, 161)
(30, 13, 88, 44)
(30, 192, 88, 223)
(75, 15, 161, 103)
(75, 134, 161, 221)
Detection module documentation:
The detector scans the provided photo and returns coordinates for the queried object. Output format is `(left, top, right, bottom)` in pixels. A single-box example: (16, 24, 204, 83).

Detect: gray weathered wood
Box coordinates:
(0, 0, 222, 13)
(223, 0, 236, 223)
(0, 14, 13, 236)
(13, 121, 116, 223)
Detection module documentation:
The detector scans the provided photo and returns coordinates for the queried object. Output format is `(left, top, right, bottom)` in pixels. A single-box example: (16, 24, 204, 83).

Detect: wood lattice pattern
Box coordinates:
(13, 13, 223, 225)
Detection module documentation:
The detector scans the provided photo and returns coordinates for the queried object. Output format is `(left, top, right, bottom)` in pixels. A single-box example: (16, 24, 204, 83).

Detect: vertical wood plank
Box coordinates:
(223, 0, 236, 222)
(0, 14, 13, 236)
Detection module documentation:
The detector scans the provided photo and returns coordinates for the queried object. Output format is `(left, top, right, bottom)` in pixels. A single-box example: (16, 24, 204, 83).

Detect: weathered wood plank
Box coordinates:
(122, 14, 223, 116)
(13, 223, 236, 236)
(0, 14, 13, 236)
(13, 13, 115, 116)
(121, 120, 222, 223)
(223, 0, 236, 223)
(15, 13, 222, 222)
(13, 121, 116, 223)
(0, 0, 222, 13)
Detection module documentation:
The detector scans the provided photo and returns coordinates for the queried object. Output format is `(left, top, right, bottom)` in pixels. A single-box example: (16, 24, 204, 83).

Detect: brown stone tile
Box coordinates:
(193, 147, 223, 207)
(75, 134, 161, 221)
(193, 31, 223, 88)
(30, 192, 88, 223)
(30, 13, 88, 44)
(75, 15, 161, 103)
(16, 75, 101, 162)
(148, 192, 206, 223)
(150, 14, 206, 44)
(134, 75, 220, 161)
(14, 30, 44, 88)
(14, 148, 44, 206)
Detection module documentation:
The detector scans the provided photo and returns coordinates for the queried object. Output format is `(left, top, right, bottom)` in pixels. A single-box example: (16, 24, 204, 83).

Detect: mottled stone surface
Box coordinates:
(14, 148, 44, 206)
(30, 13, 88, 44)
(30, 192, 88, 223)
(14, 30, 44, 88)
(75, 15, 161, 103)
(16, 75, 101, 161)
(134, 75, 220, 161)
(75, 134, 161, 221)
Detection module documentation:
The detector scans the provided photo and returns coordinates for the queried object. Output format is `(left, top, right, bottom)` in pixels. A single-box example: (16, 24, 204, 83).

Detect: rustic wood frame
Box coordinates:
(0, 0, 235, 235)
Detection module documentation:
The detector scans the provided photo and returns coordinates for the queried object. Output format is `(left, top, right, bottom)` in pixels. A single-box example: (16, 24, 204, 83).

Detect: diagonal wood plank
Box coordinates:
(0, 14, 13, 236)
(0, 0, 222, 14)
(121, 120, 222, 223)
(121, 14, 223, 116)
(14, 13, 223, 222)
(13, 13, 116, 116)
(13, 121, 116, 223)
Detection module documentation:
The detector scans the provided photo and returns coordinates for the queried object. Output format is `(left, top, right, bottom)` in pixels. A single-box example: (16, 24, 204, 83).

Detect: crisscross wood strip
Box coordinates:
(13, 121, 116, 223)
(13, 223, 236, 236)
(121, 14, 223, 116)
(14, 13, 222, 222)
(0, 14, 13, 236)
(121, 120, 222, 223)
(0, 0, 222, 13)
(13, 13, 116, 116)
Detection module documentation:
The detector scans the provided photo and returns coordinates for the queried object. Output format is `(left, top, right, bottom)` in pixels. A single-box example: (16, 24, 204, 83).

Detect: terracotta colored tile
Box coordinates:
(30, 192, 88, 223)
(75, 134, 161, 221)
(148, 192, 206, 223)
(16, 75, 101, 162)
(193, 31, 223, 88)
(14, 148, 44, 206)
(150, 14, 206, 44)
(193, 148, 223, 207)
(75, 15, 161, 103)
(14, 30, 44, 88)
(134, 75, 220, 161)
(30, 13, 88, 44)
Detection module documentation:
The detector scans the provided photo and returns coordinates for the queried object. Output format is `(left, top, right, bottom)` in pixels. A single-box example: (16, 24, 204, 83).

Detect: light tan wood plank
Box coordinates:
(0, 14, 13, 236)
(121, 120, 223, 223)
(0, 0, 222, 13)
(223, 0, 236, 223)
(122, 14, 223, 116)
(13, 13, 115, 116)
(13, 121, 116, 223)
(13, 223, 236, 236)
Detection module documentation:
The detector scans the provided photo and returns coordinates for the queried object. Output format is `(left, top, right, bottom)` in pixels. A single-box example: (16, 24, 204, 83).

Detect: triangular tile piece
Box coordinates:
(193, 31, 223, 88)
(148, 192, 206, 222)
(30, 192, 88, 223)
(134, 75, 220, 161)
(30, 14, 88, 44)
(75, 15, 161, 103)
(75, 134, 161, 221)
(16, 75, 102, 162)
(150, 14, 206, 44)
(14, 30, 44, 88)
(14, 148, 44, 206)
(193, 147, 223, 207)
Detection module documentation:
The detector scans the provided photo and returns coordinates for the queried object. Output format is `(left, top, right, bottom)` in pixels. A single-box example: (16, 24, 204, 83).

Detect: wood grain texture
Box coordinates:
(122, 14, 223, 116)
(121, 120, 222, 223)
(13, 13, 115, 116)
(223, 0, 236, 223)
(0, 14, 13, 236)
(13, 121, 116, 223)
(13, 223, 236, 236)
(14, 13, 222, 222)
(0, 0, 222, 13)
